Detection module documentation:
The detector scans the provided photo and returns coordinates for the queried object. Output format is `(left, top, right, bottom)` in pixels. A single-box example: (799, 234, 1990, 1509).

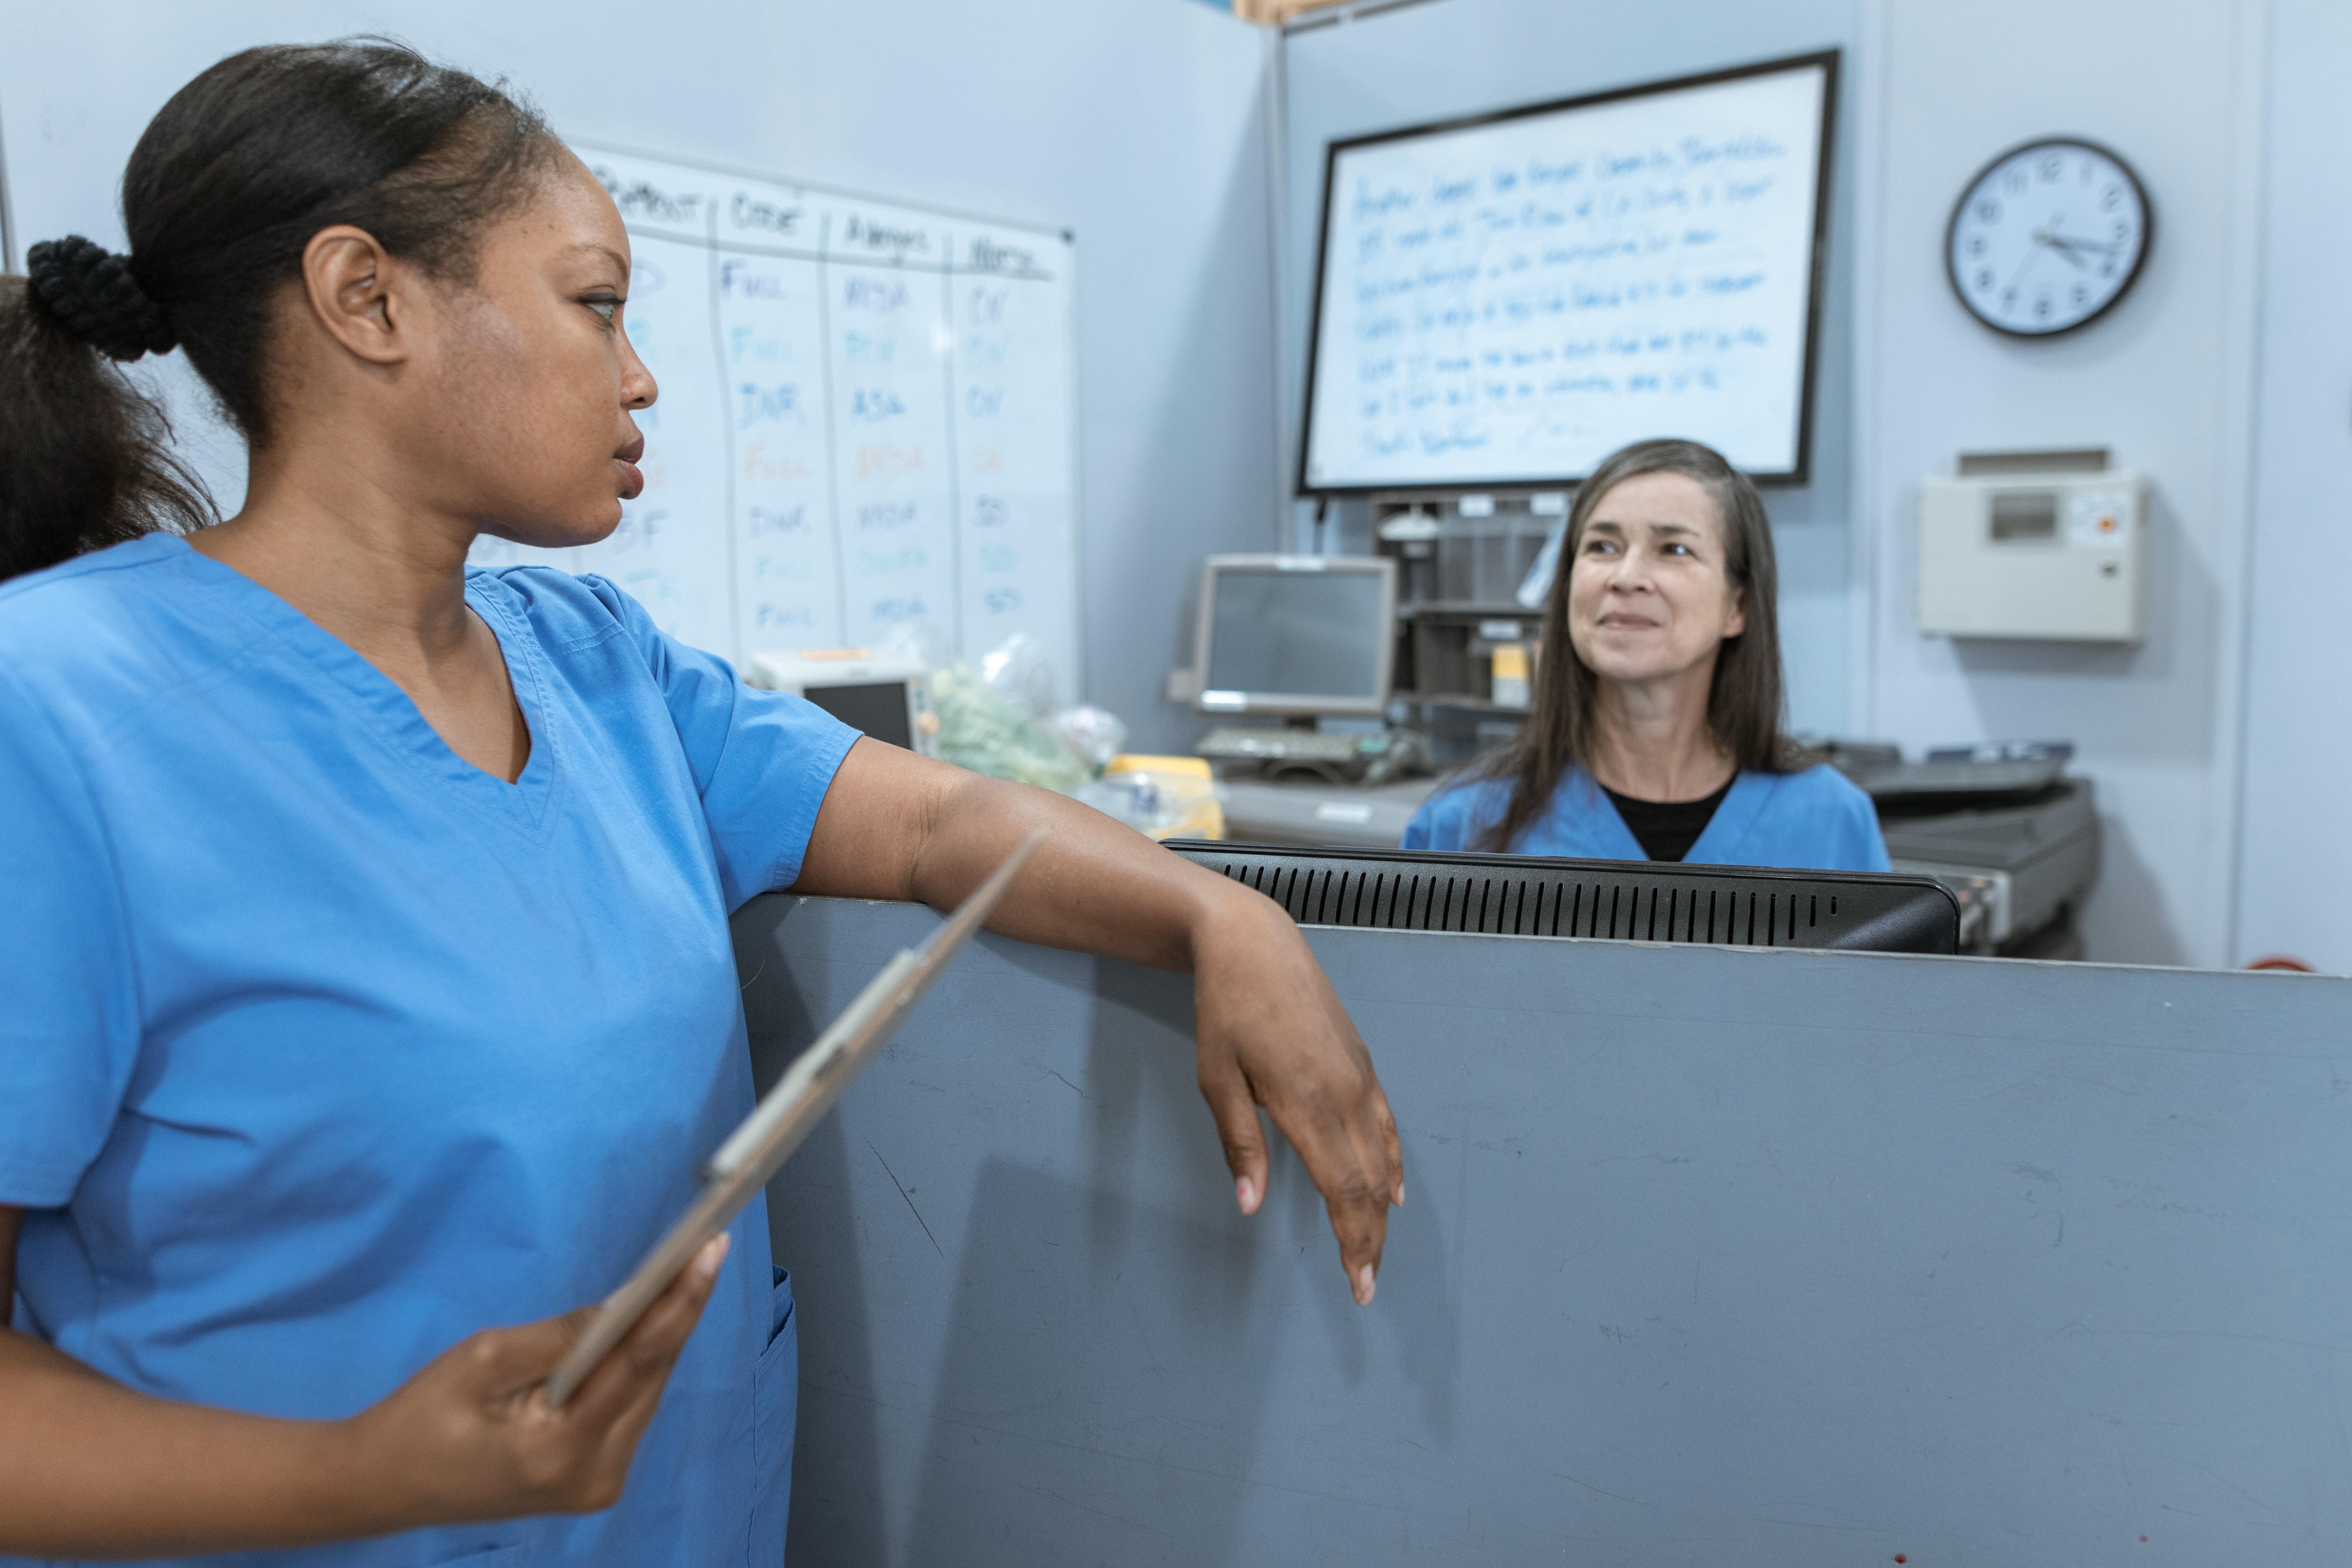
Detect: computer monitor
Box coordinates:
(743, 649, 939, 756)
(1165, 841, 1960, 955)
(1190, 554, 1396, 720)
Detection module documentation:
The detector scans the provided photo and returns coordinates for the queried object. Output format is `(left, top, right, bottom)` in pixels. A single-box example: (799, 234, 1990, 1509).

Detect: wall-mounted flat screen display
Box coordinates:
(1298, 52, 1838, 493)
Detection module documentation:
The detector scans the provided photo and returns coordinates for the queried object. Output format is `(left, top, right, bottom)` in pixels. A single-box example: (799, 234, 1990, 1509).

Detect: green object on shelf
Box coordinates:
(931, 662, 1091, 792)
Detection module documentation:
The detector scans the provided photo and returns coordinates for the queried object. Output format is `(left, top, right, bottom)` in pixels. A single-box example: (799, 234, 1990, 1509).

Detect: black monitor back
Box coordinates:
(1165, 841, 1959, 955)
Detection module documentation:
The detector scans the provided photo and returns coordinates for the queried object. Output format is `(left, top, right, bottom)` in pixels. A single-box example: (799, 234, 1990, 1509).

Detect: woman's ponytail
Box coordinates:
(0, 244, 211, 581)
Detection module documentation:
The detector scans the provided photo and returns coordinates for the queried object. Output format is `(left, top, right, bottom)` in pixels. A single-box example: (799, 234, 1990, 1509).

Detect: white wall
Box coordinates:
(1278, 0, 1866, 739)
(2235, 0, 2352, 971)
(0, 0, 1277, 753)
(1854, 0, 2268, 967)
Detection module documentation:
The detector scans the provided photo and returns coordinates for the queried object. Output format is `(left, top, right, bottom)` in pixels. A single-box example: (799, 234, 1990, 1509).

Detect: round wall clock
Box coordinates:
(1945, 137, 2152, 337)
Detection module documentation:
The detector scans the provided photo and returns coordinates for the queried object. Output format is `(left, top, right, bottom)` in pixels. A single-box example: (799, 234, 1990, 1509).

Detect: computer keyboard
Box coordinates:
(1196, 727, 1434, 785)
(1197, 728, 1372, 764)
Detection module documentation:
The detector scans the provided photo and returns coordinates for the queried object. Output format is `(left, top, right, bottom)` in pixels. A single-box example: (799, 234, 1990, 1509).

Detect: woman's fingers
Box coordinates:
(1338, 993, 1406, 1208)
(458, 1305, 604, 1400)
(1216, 1010, 1396, 1303)
(1198, 1053, 1271, 1216)
(1189, 894, 1400, 1305)
(1282, 1078, 1393, 1305)
(557, 1233, 728, 1431)
(579, 1234, 730, 1483)
(347, 1233, 731, 1529)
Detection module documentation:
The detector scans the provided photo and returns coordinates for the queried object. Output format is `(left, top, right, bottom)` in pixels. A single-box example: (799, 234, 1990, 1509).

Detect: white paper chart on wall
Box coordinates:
(470, 143, 1079, 682)
(1299, 54, 1835, 491)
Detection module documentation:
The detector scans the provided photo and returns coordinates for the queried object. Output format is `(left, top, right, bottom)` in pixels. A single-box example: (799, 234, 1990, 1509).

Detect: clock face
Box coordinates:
(1946, 138, 2152, 337)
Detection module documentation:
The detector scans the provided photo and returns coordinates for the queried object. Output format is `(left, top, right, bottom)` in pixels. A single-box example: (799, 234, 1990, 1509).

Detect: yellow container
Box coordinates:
(1100, 754, 1224, 841)
(1490, 642, 1530, 709)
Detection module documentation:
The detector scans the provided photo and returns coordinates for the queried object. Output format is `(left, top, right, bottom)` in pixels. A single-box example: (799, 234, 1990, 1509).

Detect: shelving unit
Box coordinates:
(1369, 490, 1570, 753)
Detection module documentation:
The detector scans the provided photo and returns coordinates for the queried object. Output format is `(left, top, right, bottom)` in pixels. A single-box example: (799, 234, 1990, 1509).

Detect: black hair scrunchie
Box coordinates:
(26, 235, 178, 362)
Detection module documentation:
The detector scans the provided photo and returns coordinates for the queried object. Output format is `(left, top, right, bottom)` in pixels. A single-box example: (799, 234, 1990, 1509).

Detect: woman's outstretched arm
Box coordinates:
(794, 739, 1405, 1305)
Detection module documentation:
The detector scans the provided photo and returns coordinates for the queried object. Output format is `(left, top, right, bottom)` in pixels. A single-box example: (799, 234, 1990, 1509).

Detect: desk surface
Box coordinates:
(742, 897, 2352, 1566)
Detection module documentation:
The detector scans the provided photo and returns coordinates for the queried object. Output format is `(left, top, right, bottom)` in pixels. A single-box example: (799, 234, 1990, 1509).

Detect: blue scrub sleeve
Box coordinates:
(1844, 789, 1894, 873)
(0, 669, 141, 1208)
(581, 576, 859, 910)
(1402, 779, 1502, 853)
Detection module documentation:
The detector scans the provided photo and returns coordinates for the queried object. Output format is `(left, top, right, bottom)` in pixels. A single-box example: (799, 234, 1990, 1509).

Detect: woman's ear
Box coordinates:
(297, 224, 410, 368)
(1723, 584, 1748, 640)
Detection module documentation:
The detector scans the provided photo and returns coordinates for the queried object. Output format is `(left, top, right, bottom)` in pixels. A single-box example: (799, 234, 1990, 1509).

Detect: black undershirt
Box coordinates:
(1601, 777, 1735, 863)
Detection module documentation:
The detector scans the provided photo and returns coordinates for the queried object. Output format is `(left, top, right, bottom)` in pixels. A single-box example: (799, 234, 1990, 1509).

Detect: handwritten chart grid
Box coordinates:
(1300, 57, 1832, 491)
(472, 143, 1079, 683)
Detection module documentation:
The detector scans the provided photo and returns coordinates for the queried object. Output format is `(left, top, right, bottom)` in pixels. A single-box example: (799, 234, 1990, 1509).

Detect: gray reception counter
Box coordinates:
(734, 893, 2352, 1566)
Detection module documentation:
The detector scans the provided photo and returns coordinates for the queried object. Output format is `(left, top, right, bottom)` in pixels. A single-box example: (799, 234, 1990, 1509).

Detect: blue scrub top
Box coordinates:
(1403, 763, 1890, 871)
(0, 534, 859, 1568)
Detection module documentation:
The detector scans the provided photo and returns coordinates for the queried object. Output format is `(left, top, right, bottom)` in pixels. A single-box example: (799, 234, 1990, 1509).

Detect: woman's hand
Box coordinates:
(345, 1233, 731, 1527)
(799, 741, 1405, 1303)
(1191, 890, 1403, 1304)
(0, 1224, 728, 1558)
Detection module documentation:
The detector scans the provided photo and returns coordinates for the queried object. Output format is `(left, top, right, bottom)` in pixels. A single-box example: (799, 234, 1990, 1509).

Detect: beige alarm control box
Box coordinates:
(1918, 471, 2148, 642)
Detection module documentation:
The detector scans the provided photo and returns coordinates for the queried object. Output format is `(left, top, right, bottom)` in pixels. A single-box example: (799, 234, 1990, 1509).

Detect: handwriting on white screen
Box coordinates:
(1310, 67, 1825, 484)
(1344, 136, 1792, 453)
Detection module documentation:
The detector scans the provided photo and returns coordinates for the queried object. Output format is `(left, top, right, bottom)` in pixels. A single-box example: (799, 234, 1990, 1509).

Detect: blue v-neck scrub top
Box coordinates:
(0, 534, 859, 1568)
(1403, 765, 1890, 871)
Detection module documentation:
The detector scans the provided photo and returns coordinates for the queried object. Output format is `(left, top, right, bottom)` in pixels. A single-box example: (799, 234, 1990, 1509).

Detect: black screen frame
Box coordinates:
(1293, 48, 1842, 498)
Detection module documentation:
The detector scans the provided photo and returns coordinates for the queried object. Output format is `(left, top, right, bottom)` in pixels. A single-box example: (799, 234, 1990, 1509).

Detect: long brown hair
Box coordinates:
(1470, 438, 1801, 851)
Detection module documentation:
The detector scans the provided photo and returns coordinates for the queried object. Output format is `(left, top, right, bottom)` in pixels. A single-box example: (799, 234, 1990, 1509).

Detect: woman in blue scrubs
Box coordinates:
(1404, 439, 1887, 871)
(0, 43, 1400, 1565)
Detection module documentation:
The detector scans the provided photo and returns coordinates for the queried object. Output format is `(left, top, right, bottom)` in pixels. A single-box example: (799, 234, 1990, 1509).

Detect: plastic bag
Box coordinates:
(930, 662, 1091, 792)
(875, 618, 952, 673)
(1047, 705, 1128, 771)
(938, 632, 1138, 793)
(977, 632, 1057, 721)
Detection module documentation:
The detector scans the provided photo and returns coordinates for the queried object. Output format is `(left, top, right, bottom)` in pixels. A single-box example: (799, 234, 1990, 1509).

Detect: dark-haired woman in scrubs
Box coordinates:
(0, 42, 1399, 1566)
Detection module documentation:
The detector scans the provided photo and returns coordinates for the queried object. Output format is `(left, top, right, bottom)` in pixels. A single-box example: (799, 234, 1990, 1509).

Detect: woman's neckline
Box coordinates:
(167, 533, 559, 811)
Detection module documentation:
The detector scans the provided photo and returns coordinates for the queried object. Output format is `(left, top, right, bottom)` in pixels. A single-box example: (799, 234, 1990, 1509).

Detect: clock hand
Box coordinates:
(2033, 231, 2089, 270)
(2003, 238, 2044, 296)
(2042, 232, 2120, 256)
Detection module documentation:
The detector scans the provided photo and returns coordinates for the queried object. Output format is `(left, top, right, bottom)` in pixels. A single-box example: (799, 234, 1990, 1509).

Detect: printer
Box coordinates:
(1826, 743, 2099, 959)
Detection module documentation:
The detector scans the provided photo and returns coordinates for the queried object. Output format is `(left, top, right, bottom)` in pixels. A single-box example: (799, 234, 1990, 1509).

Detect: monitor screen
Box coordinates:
(1297, 51, 1837, 493)
(800, 679, 914, 749)
(1203, 566, 1389, 707)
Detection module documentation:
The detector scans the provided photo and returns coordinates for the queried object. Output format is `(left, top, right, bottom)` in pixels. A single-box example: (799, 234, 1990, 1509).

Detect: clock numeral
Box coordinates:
(2003, 169, 2027, 194)
(1969, 236, 1987, 257)
(1975, 267, 1994, 290)
(2102, 187, 2121, 211)
(2072, 284, 2089, 306)
(2100, 262, 2116, 278)
(2039, 154, 2063, 181)
(1976, 198, 2001, 224)
(2035, 295, 2051, 318)
(2113, 219, 2129, 240)
(2002, 287, 2018, 307)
